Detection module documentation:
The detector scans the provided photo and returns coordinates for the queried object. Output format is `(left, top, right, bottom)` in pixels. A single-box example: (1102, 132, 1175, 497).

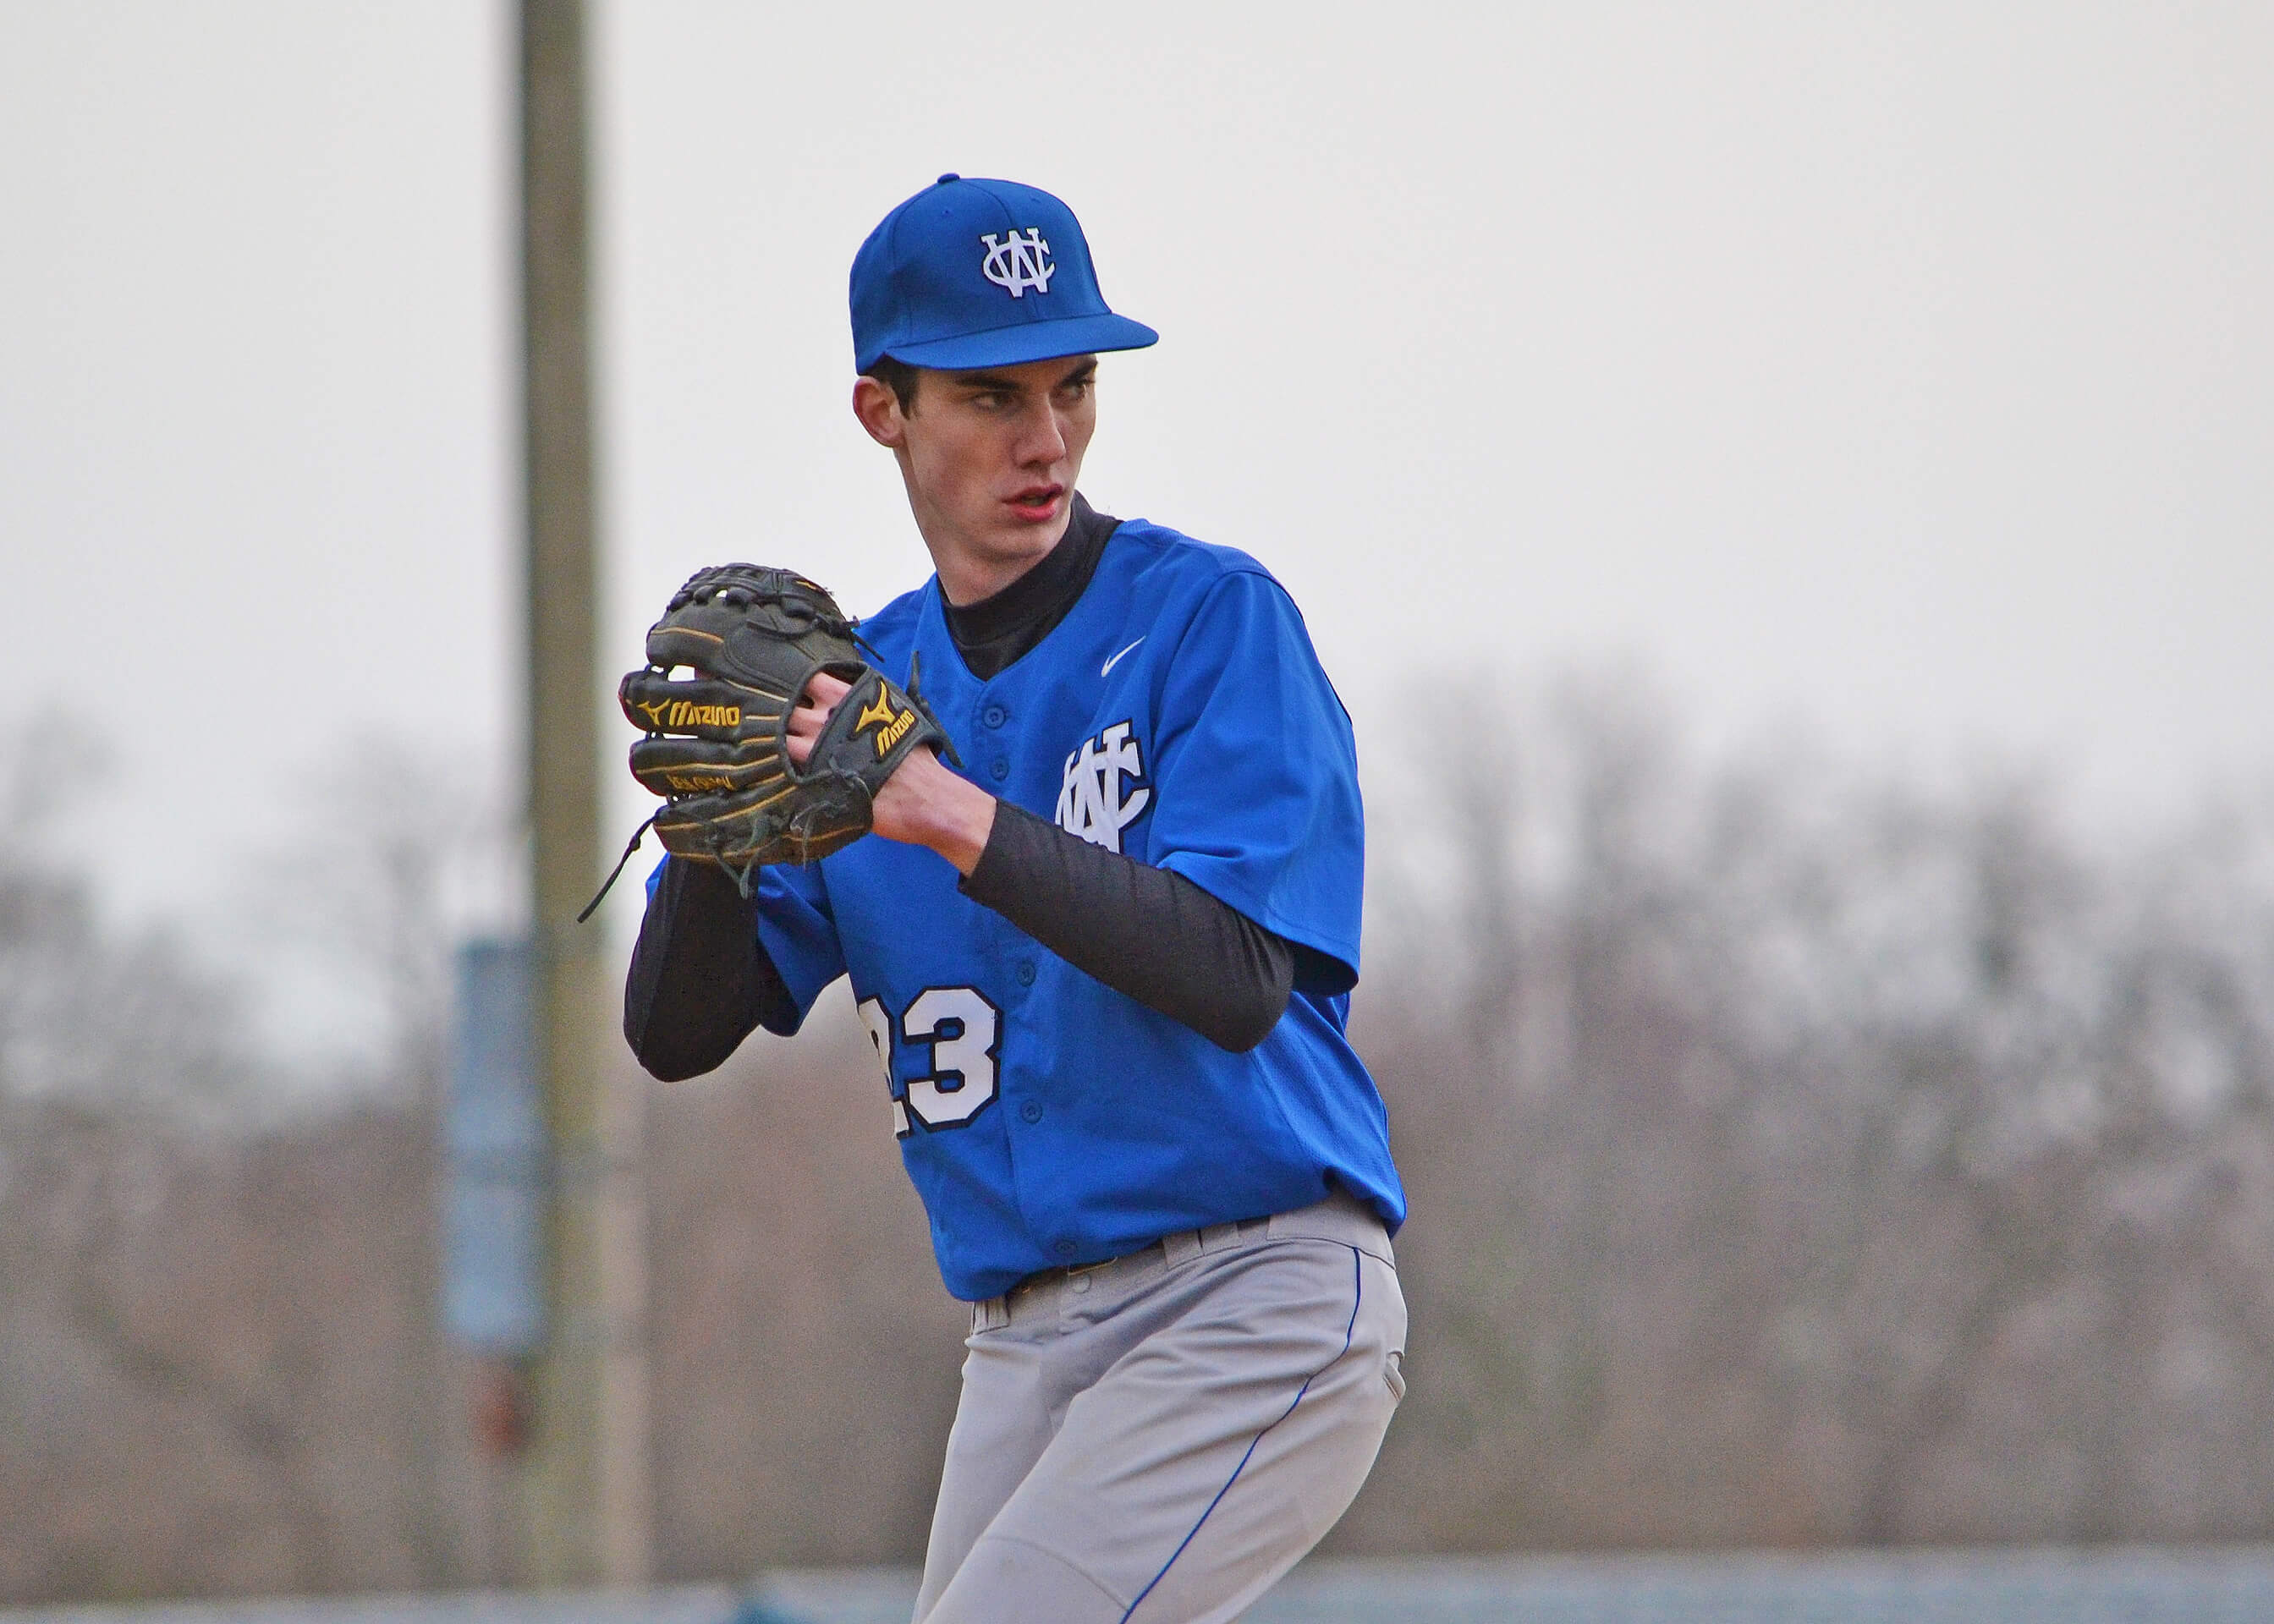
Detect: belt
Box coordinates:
(973, 1191, 1393, 1334)
(1008, 1214, 1272, 1300)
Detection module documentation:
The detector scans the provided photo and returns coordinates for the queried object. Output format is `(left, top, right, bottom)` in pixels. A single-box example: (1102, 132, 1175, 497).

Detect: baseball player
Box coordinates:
(623, 175, 1407, 1623)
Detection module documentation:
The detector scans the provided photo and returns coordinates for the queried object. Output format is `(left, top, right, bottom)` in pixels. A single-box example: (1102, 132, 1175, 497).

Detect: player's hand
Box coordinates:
(790, 671, 996, 873)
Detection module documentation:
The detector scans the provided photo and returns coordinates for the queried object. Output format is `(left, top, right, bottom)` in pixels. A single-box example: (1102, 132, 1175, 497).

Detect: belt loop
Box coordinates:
(970, 1294, 1009, 1334)
(1160, 1227, 1202, 1268)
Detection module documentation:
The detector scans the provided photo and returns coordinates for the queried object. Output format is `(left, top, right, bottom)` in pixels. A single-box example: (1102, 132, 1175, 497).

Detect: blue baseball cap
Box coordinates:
(850, 175, 1158, 374)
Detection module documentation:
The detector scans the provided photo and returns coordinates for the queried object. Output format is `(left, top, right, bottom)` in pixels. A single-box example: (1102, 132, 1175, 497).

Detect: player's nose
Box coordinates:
(1013, 398, 1069, 464)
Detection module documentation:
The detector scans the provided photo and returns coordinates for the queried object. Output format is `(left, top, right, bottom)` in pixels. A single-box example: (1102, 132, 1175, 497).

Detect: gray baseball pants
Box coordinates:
(912, 1190, 1408, 1624)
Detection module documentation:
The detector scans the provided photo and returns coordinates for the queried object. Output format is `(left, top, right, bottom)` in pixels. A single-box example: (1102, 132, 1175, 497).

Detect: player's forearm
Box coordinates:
(959, 802, 1296, 1051)
(623, 856, 798, 1079)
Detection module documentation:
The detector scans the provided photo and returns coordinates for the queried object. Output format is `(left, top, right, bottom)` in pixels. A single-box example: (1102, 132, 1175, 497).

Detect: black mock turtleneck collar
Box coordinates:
(940, 494, 1120, 681)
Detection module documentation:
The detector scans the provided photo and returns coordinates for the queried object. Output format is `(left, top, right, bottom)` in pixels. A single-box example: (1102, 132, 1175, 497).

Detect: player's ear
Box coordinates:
(853, 375, 908, 449)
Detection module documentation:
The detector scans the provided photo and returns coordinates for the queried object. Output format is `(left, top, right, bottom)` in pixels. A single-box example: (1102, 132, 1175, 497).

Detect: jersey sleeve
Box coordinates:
(1148, 569, 1365, 994)
(750, 858, 848, 1025)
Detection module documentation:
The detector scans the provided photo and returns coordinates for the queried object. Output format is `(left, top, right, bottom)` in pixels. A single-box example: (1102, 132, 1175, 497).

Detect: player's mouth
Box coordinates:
(1005, 484, 1064, 523)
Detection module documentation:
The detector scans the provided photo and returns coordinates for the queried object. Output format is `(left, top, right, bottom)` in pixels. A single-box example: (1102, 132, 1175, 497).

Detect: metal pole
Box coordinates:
(518, 0, 651, 1585)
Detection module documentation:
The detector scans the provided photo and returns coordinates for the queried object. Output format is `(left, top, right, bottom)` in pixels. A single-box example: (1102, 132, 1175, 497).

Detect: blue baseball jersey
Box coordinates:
(752, 518, 1404, 1301)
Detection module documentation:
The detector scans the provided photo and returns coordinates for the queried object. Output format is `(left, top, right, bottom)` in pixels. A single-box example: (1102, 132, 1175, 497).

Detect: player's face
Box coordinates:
(854, 354, 1098, 601)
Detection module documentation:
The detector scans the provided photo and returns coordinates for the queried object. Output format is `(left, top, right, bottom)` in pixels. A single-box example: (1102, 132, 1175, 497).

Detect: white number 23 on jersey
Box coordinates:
(857, 988, 1001, 1137)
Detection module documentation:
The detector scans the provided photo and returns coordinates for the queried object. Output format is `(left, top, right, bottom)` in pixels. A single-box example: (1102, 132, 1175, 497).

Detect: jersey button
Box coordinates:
(1053, 1238, 1077, 1259)
(1019, 1100, 1043, 1124)
(1016, 960, 1036, 987)
(990, 759, 1009, 781)
(983, 704, 1008, 727)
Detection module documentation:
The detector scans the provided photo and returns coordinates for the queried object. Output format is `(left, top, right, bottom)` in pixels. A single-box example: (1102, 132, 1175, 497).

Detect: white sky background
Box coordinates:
(2, 3, 2270, 1060)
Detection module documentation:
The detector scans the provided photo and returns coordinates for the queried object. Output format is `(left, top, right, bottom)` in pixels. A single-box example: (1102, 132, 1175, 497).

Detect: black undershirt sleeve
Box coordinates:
(623, 856, 800, 1081)
(624, 803, 1305, 1071)
(959, 802, 1296, 1053)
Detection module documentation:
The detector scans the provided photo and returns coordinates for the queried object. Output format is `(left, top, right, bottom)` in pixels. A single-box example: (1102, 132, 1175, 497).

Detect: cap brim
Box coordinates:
(880, 312, 1159, 372)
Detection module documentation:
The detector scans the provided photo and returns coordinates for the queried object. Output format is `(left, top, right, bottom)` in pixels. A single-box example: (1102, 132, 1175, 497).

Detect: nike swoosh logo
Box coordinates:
(1101, 638, 1145, 678)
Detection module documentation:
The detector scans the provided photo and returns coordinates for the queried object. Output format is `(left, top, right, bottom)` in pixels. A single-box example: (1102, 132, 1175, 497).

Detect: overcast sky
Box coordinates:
(3, 3, 2269, 1052)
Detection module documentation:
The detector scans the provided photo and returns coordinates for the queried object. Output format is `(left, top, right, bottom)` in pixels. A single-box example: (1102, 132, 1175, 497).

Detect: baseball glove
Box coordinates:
(581, 564, 954, 919)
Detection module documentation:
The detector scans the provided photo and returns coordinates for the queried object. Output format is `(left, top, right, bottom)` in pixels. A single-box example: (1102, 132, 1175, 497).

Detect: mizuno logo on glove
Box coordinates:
(638, 698, 742, 730)
(856, 689, 917, 758)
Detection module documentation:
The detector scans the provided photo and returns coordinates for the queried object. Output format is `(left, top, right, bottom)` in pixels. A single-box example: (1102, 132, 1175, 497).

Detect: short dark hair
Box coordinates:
(865, 354, 920, 414)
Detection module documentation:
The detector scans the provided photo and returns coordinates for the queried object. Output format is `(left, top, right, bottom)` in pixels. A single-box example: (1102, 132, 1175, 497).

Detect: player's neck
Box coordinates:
(924, 513, 1074, 607)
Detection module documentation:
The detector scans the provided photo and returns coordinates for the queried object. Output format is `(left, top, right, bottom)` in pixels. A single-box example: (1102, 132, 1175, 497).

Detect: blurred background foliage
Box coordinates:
(3, 672, 2273, 1602)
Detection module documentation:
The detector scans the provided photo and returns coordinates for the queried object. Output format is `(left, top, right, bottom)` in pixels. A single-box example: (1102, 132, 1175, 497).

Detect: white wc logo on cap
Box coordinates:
(980, 229, 1055, 298)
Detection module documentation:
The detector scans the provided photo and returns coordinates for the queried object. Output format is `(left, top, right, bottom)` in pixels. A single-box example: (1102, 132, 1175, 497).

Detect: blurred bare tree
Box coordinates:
(1341, 675, 2274, 1552)
(0, 733, 476, 1599)
(0, 725, 256, 1122)
(6, 689, 2274, 1602)
(250, 731, 519, 1088)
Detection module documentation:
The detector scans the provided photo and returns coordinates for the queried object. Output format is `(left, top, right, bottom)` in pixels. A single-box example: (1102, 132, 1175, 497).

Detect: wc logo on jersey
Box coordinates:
(1056, 721, 1151, 853)
(980, 229, 1054, 298)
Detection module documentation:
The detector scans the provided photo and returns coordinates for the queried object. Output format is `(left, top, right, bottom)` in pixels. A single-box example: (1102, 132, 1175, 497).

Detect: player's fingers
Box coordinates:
(800, 669, 854, 708)
(785, 729, 813, 768)
(788, 667, 852, 744)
